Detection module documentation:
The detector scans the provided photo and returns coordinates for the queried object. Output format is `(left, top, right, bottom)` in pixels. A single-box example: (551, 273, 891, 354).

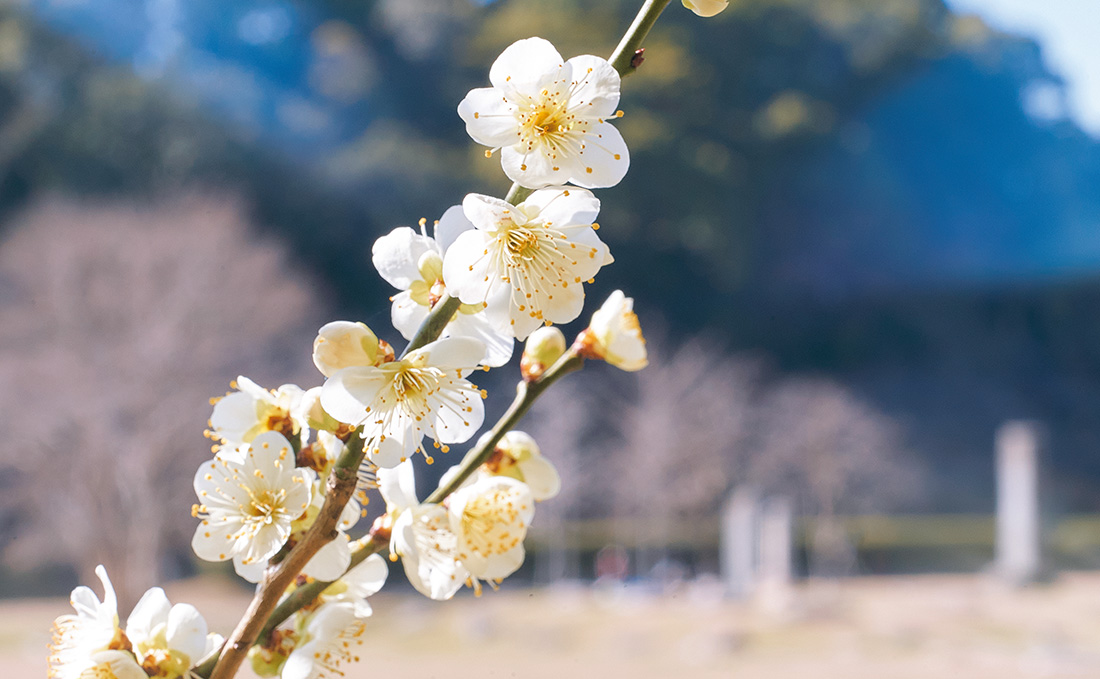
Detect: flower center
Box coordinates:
(243, 488, 289, 526)
(515, 88, 587, 159)
(80, 663, 125, 679)
(520, 97, 570, 140)
(139, 645, 191, 679)
(460, 486, 526, 557)
(393, 367, 431, 400)
(502, 226, 542, 263)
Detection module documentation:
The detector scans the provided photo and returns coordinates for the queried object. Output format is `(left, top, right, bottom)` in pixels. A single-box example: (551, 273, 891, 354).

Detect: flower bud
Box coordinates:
(417, 250, 445, 284)
(577, 290, 648, 372)
(682, 0, 728, 18)
(248, 643, 289, 678)
(497, 430, 540, 464)
(482, 430, 560, 501)
(520, 326, 567, 381)
(313, 321, 380, 377)
(301, 386, 342, 433)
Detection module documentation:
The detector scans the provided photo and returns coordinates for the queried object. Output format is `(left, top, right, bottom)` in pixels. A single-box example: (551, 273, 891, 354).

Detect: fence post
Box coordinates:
(758, 496, 793, 588)
(995, 420, 1042, 584)
(721, 486, 759, 597)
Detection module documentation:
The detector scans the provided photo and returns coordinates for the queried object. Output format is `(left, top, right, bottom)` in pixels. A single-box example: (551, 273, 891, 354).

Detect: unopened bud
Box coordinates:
(377, 339, 396, 363)
(417, 250, 445, 284)
(682, 0, 728, 18)
(482, 430, 560, 501)
(576, 290, 648, 372)
(313, 321, 381, 377)
(248, 643, 289, 678)
(497, 431, 540, 464)
(521, 326, 566, 381)
(369, 513, 393, 543)
(302, 387, 343, 433)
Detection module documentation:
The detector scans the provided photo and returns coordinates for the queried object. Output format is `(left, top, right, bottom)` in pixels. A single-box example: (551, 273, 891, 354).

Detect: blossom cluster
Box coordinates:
(42, 16, 711, 675)
(49, 566, 222, 679)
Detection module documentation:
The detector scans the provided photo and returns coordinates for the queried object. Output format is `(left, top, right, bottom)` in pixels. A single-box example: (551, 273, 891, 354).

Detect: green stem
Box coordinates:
(609, 0, 673, 78)
(261, 537, 384, 642)
(504, 182, 533, 206)
(428, 351, 584, 503)
(400, 295, 462, 358)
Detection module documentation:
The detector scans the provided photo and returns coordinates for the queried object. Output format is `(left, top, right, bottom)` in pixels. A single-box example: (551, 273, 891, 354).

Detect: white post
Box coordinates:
(758, 496, 793, 588)
(995, 421, 1041, 584)
(721, 486, 758, 597)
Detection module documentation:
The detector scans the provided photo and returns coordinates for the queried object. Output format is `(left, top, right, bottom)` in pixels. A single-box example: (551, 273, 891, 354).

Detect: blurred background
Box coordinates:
(3, 0, 1100, 676)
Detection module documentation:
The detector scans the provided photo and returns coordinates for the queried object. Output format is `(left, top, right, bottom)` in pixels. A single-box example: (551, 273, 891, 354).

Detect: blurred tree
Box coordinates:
(0, 195, 325, 605)
(745, 376, 922, 574)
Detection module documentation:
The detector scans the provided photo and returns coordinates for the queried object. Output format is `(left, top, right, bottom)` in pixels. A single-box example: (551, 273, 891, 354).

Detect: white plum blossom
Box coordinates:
(381, 463, 537, 599)
(126, 588, 221, 679)
(380, 462, 467, 601)
(230, 500, 357, 585)
(317, 552, 389, 617)
(458, 37, 629, 189)
(372, 208, 514, 368)
(449, 475, 536, 591)
(209, 377, 309, 451)
(442, 188, 612, 340)
(50, 568, 219, 679)
(682, 0, 728, 17)
(191, 431, 313, 577)
(320, 336, 486, 467)
(49, 566, 123, 679)
(250, 556, 387, 678)
(281, 602, 368, 679)
(580, 289, 648, 372)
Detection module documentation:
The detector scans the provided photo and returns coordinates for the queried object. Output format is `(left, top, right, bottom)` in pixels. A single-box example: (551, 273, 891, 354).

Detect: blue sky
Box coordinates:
(946, 0, 1100, 136)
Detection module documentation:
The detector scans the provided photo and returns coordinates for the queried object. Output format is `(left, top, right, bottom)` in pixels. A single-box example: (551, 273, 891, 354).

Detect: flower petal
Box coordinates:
(232, 554, 267, 583)
(441, 230, 496, 304)
(570, 121, 630, 189)
(303, 533, 352, 581)
(125, 587, 170, 644)
(488, 37, 565, 94)
(434, 204, 474, 254)
(391, 290, 429, 340)
(523, 187, 600, 229)
(372, 226, 437, 290)
(448, 312, 514, 368)
(427, 386, 485, 445)
(565, 54, 621, 118)
(344, 553, 390, 599)
(500, 145, 571, 189)
(166, 603, 208, 664)
(519, 455, 562, 501)
(412, 336, 486, 371)
(321, 367, 389, 425)
(458, 87, 520, 148)
(378, 460, 418, 510)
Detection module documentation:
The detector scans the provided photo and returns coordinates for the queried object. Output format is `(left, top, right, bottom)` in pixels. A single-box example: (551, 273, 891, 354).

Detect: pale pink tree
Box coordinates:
(0, 195, 325, 604)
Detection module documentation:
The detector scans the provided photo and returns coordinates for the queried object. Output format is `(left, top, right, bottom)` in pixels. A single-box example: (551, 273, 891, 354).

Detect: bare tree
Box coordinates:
(745, 377, 922, 575)
(608, 338, 760, 574)
(527, 333, 761, 577)
(520, 331, 923, 581)
(0, 194, 325, 604)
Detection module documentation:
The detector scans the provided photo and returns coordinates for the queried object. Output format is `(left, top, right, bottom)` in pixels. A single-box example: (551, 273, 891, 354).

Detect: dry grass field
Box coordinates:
(9, 572, 1100, 678)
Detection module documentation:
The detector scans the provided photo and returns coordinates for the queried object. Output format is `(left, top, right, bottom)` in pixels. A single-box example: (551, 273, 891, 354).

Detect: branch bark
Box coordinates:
(204, 434, 366, 679)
